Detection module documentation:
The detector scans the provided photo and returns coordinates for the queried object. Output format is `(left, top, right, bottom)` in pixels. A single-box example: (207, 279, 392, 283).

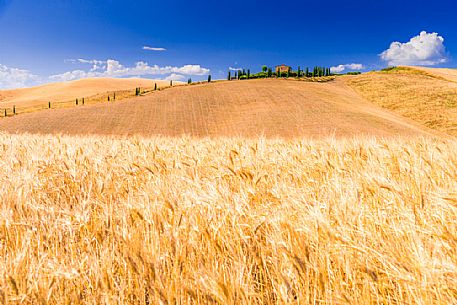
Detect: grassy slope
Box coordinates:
(345, 67, 457, 136)
(0, 134, 456, 304)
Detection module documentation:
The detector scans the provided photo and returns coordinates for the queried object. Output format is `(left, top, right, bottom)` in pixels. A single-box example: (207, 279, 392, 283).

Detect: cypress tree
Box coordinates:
(247, 69, 250, 79)
(49, 101, 51, 109)
(242, 69, 246, 76)
(170, 80, 173, 86)
(306, 67, 309, 77)
(287, 68, 290, 78)
(208, 75, 211, 82)
(267, 68, 272, 78)
(154, 83, 157, 90)
(188, 78, 192, 84)
(108, 96, 110, 102)
(297, 66, 301, 77)
(114, 93, 116, 100)
(76, 98, 78, 105)
(228, 71, 231, 80)
(13, 105, 16, 115)
(82, 98, 85, 105)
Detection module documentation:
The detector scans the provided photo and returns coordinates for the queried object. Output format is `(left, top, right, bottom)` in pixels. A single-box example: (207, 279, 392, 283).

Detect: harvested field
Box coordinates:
(410, 66, 457, 83)
(0, 133, 456, 304)
(0, 77, 173, 110)
(346, 67, 457, 136)
(0, 78, 440, 138)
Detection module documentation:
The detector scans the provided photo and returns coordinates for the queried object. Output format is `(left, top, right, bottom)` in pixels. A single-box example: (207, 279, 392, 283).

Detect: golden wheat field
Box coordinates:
(0, 133, 456, 304)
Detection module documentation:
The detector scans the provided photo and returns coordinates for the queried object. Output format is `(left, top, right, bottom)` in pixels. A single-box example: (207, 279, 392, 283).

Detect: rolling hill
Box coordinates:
(345, 66, 457, 136)
(0, 77, 173, 109)
(0, 78, 440, 138)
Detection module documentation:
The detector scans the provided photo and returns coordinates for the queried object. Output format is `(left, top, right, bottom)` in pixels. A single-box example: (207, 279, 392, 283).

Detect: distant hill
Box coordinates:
(0, 78, 174, 109)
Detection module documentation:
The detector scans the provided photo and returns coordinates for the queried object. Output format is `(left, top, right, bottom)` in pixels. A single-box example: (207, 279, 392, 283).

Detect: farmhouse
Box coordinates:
(276, 64, 291, 74)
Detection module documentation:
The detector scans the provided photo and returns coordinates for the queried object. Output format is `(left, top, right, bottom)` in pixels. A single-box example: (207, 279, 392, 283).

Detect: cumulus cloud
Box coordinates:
(164, 73, 185, 81)
(330, 63, 365, 73)
(143, 46, 166, 51)
(229, 67, 242, 71)
(0, 64, 41, 89)
(50, 59, 210, 82)
(380, 31, 448, 66)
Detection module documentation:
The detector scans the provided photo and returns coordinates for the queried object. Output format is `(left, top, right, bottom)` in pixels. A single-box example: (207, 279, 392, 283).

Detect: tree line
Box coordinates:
(227, 65, 332, 80)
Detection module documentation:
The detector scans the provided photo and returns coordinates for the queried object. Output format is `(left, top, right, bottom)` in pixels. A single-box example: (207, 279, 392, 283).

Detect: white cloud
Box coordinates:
(330, 63, 365, 73)
(229, 67, 242, 71)
(0, 64, 41, 89)
(164, 73, 185, 81)
(0, 59, 209, 88)
(380, 31, 448, 66)
(50, 59, 210, 82)
(143, 46, 166, 51)
(77, 59, 106, 71)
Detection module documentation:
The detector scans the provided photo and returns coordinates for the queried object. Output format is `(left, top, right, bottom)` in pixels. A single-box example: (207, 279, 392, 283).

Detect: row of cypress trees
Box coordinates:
(228, 69, 252, 80)
(227, 65, 332, 80)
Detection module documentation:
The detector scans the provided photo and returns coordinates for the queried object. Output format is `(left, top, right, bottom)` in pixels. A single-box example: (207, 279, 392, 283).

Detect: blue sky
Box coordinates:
(0, 0, 456, 88)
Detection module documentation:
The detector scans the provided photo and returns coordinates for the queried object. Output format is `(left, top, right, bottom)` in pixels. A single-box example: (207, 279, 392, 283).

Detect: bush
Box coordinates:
(381, 66, 398, 72)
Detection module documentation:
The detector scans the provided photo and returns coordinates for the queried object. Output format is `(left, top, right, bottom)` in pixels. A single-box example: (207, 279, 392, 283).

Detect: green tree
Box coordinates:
(262, 65, 268, 73)
(297, 66, 301, 77)
(208, 75, 211, 82)
(247, 69, 250, 79)
(188, 78, 192, 84)
(267, 68, 272, 78)
(305, 67, 309, 77)
(228, 71, 231, 80)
